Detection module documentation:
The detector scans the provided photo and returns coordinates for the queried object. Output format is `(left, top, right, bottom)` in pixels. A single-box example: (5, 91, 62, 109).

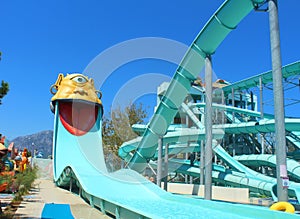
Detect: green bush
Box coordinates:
(12, 165, 39, 201)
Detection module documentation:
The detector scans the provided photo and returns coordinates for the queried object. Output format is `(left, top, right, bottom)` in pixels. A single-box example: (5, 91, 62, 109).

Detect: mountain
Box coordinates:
(11, 130, 53, 158)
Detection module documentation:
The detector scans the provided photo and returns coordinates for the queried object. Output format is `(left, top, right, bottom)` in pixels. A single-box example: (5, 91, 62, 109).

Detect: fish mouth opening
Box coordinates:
(58, 100, 100, 136)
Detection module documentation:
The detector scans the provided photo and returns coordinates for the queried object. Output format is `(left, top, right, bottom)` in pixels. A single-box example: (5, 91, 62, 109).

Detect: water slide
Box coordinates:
(120, 132, 300, 201)
(119, 127, 224, 163)
(128, 65, 300, 171)
(52, 82, 298, 219)
(217, 60, 300, 150)
(220, 61, 300, 95)
(165, 158, 283, 199)
(149, 157, 278, 198)
(234, 154, 300, 182)
(50, 0, 300, 218)
(127, 0, 271, 173)
(190, 102, 300, 150)
(119, 93, 300, 201)
(214, 145, 300, 201)
(287, 132, 300, 153)
(121, 117, 300, 157)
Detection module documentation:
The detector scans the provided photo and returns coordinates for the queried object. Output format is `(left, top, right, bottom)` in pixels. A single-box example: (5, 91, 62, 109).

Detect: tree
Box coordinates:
(102, 102, 148, 171)
(102, 102, 147, 152)
(0, 80, 9, 105)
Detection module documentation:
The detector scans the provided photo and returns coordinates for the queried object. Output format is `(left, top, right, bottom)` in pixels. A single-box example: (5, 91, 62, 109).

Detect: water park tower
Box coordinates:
(157, 79, 259, 129)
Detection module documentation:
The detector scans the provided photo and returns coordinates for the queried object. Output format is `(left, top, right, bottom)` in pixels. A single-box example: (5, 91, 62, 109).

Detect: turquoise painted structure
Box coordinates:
(52, 0, 300, 218)
(119, 134, 300, 201)
(220, 61, 300, 95)
(234, 154, 300, 182)
(127, 0, 270, 172)
(52, 100, 300, 218)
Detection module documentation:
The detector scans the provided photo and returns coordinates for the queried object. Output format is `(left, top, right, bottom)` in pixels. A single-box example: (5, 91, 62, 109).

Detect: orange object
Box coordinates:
(0, 183, 8, 192)
(20, 149, 29, 172)
(0, 171, 15, 192)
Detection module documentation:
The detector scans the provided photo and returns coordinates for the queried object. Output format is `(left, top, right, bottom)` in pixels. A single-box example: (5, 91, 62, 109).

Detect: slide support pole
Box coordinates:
(204, 55, 213, 200)
(268, 0, 288, 202)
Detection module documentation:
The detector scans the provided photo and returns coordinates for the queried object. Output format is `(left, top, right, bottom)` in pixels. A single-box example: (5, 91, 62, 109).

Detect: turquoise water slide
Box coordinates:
(189, 102, 274, 120)
(166, 158, 281, 200)
(51, 0, 300, 217)
(220, 61, 300, 95)
(127, 0, 270, 173)
(150, 157, 278, 198)
(119, 127, 224, 162)
(190, 102, 300, 152)
(234, 154, 300, 182)
(53, 103, 299, 218)
(214, 145, 300, 201)
(119, 132, 300, 201)
(287, 132, 300, 151)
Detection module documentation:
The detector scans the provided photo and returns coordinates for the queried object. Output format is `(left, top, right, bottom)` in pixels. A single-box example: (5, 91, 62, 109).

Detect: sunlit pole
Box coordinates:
(204, 55, 213, 200)
(268, 0, 288, 201)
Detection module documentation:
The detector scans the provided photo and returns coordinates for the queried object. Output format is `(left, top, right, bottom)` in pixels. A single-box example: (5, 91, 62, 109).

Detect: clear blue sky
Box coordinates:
(0, 0, 300, 140)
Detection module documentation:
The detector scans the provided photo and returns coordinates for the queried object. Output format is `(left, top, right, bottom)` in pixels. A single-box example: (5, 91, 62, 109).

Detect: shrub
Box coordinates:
(12, 165, 38, 202)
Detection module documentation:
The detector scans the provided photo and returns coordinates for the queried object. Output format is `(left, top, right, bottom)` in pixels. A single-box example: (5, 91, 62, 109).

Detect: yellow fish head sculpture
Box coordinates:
(50, 73, 102, 136)
(50, 73, 102, 105)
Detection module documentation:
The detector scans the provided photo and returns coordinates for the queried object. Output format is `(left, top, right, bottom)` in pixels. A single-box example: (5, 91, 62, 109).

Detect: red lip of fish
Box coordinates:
(59, 101, 98, 136)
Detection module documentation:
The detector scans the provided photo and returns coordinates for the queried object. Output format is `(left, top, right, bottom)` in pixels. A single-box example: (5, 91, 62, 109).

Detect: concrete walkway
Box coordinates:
(14, 179, 110, 219)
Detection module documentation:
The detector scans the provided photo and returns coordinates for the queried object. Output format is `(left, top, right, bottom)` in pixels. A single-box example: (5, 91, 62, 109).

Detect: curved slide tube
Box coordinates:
(150, 158, 276, 197)
(221, 61, 300, 95)
(120, 135, 300, 201)
(119, 128, 224, 162)
(190, 102, 273, 120)
(127, 0, 267, 173)
(214, 145, 300, 201)
(130, 117, 300, 146)
(168, 158, 300, 202)
(234, 154, 300, 182)
(190, 103, 300, 150)
(287, 132, 300, 150)
(166, 158, 278, 200)
(215, 118, 300, 134)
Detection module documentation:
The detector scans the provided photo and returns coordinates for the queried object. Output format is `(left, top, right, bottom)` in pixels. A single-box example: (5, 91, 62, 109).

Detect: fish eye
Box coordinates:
(72, 76, 87, 84)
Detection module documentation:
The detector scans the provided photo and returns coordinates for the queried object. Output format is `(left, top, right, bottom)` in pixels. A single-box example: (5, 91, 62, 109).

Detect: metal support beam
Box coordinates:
(259, 77, 266, 173)
(231, 88, 235, 121)
(204, 55, 213, 200)
(157, 137, 163, 187)
(268, 0, 288, 202)
(259, 77, 264, 118)
(163, 144, 169, 191)
(250, 91, 254, 111)
(200, 141, 205, 185)
(231, 88, 236, 157)
(240, 93, 243, 108)
(185, 152, 188, 183)
(181, 103, 204, 129)
(221, 90, 225, 124)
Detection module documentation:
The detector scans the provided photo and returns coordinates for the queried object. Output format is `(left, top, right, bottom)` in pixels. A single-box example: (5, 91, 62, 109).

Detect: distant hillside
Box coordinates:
(11, 130, 53, 158)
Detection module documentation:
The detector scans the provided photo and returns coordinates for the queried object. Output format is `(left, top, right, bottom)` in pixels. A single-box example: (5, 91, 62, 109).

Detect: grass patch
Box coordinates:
(0, 165, 39, 218)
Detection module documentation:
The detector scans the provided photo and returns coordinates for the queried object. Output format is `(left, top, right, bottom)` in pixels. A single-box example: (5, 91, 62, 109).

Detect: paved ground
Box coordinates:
(13, 179, 111, 219)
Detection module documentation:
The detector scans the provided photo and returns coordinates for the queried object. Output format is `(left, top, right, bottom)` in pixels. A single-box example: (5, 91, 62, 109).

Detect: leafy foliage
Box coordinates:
(102, 103, 148, 171)
(0, 165, 38, 217)
(0, 80, 9, 105)
(102, 102, 147, 152)
(12, 165, 39, 201)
